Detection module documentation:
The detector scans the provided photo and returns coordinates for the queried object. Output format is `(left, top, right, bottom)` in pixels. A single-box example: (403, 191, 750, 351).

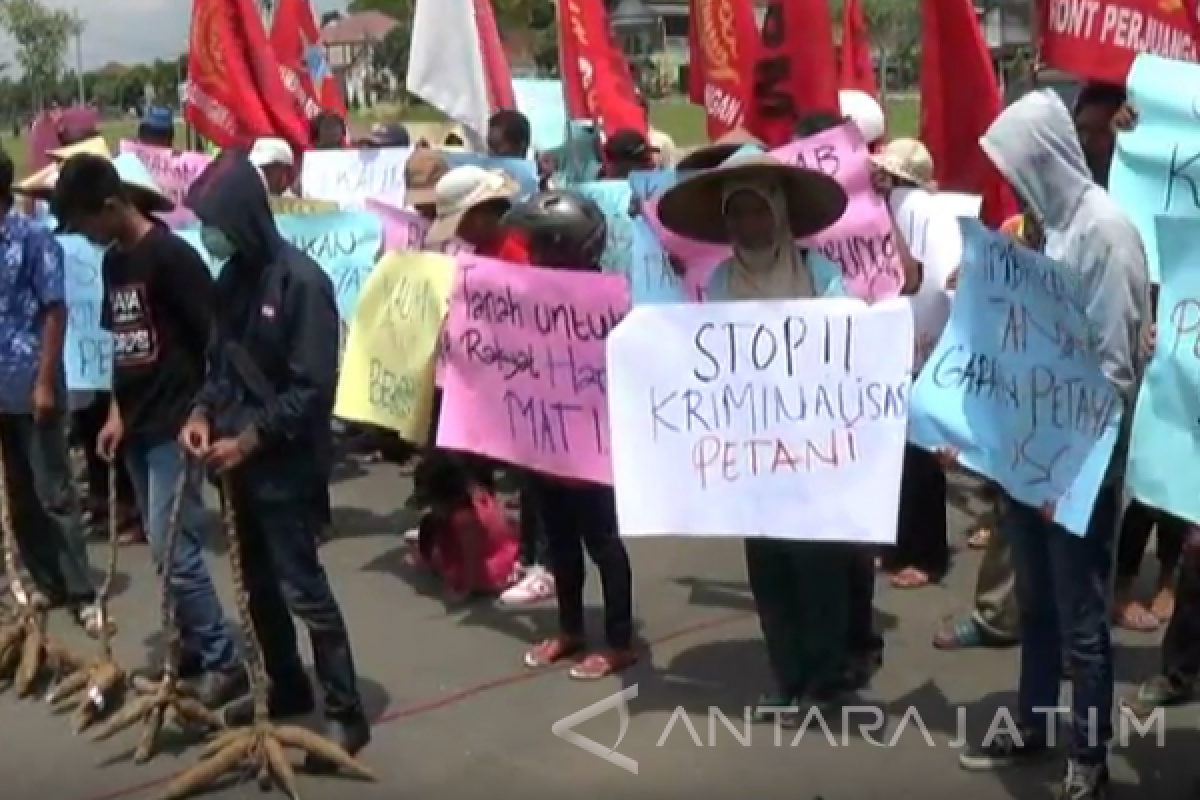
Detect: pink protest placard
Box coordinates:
(640, 123, 901, 302)
(437, 255, 631, 484)
(365, 198, 429, 251)
(775, 124, 902, 301)
(120, 140, 210, 227)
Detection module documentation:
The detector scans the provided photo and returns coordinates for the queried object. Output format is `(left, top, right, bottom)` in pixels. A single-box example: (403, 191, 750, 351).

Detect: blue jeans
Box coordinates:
(1006, 486, 1119, 766)
(125, 440, 237, 672)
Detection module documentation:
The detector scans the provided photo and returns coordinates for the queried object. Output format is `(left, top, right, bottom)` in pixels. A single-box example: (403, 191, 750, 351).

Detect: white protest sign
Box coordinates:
(606, 298, 913, 543)
(302, 147, 411, 208)
(890, 188, 968, 370)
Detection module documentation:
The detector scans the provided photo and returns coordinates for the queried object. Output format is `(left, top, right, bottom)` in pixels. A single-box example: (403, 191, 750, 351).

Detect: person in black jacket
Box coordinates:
(179, 150, 370, 763)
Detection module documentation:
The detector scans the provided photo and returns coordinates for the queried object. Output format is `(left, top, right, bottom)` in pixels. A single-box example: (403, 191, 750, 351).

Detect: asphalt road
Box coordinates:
(0, 464, 1190, 800)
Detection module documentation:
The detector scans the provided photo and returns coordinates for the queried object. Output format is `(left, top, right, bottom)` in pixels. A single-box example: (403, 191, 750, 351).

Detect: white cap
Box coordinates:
(425, 166, 517, 245)
(248, 137, 295, 168)
(839, 89, 886, 145)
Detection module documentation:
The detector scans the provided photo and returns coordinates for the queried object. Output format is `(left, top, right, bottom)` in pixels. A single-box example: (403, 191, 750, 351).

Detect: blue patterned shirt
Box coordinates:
(0, 209, 65, 412)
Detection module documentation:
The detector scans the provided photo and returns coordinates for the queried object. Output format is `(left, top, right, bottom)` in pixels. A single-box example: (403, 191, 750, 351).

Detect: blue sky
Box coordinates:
(2, 0, 347, 73)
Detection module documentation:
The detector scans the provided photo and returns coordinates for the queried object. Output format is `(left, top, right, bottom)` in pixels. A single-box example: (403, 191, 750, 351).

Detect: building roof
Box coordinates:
(322, 11, 398, 45)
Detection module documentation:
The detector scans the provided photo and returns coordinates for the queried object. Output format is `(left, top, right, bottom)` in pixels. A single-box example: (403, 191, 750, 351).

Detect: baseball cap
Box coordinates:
(404, 149, 450, 207)
(366, 123, 410, 147)
(603, 129, 650, 162)
(140, 106, 174, 133)
(248, 137, 295, 169)
(426, 166, 518, 246)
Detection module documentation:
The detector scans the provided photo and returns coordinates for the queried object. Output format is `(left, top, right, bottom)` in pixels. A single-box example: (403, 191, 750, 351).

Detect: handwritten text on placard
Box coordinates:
(607, 298, 913, 541)
(907, 218, 1122, 535)
(437, 256, 631, 483)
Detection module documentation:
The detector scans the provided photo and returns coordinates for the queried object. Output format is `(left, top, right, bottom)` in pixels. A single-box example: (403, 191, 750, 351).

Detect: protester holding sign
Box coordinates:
(425, 166, 524, 259)
(52, 153, 246, 708)
(183, 152, 371, 762)
(500, 190, 637, 679)
(869, 137, 951, 591)
(956, 90, 1149, 799)
(655, 147, 874, 715)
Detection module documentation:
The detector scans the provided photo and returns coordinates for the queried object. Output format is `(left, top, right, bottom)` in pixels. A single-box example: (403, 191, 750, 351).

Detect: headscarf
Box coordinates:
(721, 178, 814, 300)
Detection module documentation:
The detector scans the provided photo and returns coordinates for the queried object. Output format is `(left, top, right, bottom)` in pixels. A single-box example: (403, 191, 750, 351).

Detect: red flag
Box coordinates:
(270, 0, 346, 118)
(686, 0, 760, 139)
(838, 0, 878, 97)
(748, 0, 839, 147)
(471, 0, 517, 111)
(557, 0, 647, 138)
(1038, 0, 1198, 84)
(185, 0, 311, 152)
(919, 0, 1015, 227)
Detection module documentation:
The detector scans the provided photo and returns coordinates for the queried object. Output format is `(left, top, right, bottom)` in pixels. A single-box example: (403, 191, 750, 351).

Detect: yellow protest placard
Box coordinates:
(334, 251, 457, 441)
(270, 196, 338, 213)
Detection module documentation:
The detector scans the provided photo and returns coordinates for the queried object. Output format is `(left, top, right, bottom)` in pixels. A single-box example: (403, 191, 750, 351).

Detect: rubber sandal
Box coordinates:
(1123, 676, 1191, 718)
(1114, 601, 1160, 632)
(568, 649, 638, 680)
(967, 525, 993, 549)
(890, 567, 932, 589)
(933, 618, 992, 650)
(523, 636, 584, 669)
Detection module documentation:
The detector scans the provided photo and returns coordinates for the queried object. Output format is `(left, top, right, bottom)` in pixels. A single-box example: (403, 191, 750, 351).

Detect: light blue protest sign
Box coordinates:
(180, 212, 383, 321)
(1110, 54, 1200, 283)
(628, 169, 683, 204)
(908, 218, 1122, 535)
(629, 217, 690, 305)
(512, 78, 568, 153)
(60, 234, 111, 391)
(442, 151, 537, 197)
(576, 180, 635, 275)
(1126, 216, 1200, 524)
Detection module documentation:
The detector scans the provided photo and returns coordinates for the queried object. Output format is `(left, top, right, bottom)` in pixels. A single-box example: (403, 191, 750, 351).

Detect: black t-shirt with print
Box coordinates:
(100, 226, 214, 445)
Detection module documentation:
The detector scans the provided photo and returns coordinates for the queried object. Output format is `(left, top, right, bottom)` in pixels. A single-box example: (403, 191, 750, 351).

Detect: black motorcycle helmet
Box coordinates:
(502, 190, 607, 270)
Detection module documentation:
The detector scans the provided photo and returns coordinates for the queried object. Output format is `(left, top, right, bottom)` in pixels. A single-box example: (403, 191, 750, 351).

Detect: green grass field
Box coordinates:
(1, 95, 919, 180)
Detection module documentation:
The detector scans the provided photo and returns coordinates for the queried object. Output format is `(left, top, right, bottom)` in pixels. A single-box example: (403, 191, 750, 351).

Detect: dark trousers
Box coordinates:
(745, 538, 854, 697)
(1163, 545, 1200, 687)
(72, 394, 137, 512)
(1116, 499, 1185, 582)
(516, 471, 547, 568)
(229, 479, 363, 720)
(534, 478, 633, 648)
(884, 445, 948, 576)
(0, 413, 94, 605)
(847, 550, 883, 657)
(1007, 486, 1119, 765)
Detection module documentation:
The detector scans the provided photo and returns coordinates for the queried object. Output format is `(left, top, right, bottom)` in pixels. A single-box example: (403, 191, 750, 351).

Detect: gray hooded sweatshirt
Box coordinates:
(979, 89, 1149, 487)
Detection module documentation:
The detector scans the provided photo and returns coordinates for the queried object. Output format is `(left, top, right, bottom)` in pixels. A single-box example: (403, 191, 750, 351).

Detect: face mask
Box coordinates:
(200, 226, 235, 262)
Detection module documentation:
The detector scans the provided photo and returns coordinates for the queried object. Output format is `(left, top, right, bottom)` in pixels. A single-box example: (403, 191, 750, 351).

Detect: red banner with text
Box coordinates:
(687, 0, 759, 139)
(1038, 0, 1199, 84)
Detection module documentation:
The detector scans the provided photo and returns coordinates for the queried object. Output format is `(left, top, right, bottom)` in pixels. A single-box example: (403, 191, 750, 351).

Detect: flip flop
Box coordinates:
(890, 567, 932, 589)
(1114, 601, 1160, 632)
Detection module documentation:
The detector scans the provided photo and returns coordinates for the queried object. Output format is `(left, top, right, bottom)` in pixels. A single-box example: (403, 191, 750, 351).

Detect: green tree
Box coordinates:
(0, 0, 79, 110)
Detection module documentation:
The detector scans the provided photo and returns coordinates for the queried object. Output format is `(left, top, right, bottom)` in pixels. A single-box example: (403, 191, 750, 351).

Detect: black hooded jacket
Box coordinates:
(186, 151, 337, 479)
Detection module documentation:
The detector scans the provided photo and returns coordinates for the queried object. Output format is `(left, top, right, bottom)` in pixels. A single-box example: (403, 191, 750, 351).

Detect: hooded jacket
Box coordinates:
(186, 152, 338, 485)
(980, 89, 1149, 486)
